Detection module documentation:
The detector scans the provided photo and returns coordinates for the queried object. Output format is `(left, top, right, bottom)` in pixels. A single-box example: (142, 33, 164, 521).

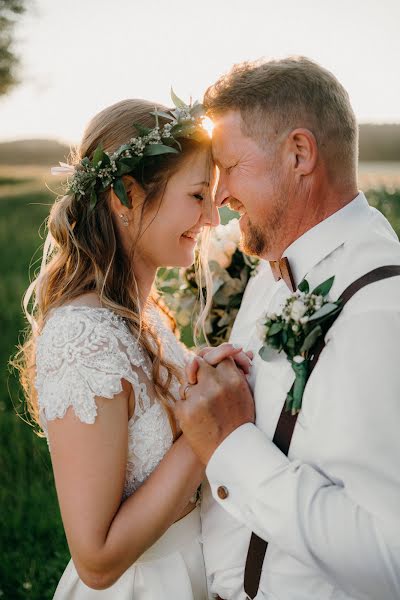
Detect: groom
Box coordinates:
(175, 56, 400, 599)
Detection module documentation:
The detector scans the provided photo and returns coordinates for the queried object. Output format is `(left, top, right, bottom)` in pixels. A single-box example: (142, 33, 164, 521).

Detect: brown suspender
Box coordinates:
(243, 265, 400, 599)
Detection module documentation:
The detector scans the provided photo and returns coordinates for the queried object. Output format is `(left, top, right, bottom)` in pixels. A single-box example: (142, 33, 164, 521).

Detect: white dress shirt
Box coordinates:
(201, 192, 400, 600)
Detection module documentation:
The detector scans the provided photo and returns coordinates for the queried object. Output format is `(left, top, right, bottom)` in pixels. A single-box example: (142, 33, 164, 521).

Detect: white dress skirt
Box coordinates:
(53, 506, 209, 599)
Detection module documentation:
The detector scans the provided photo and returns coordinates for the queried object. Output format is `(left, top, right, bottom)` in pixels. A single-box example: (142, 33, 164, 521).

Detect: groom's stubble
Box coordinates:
(240, 162, 290, 259)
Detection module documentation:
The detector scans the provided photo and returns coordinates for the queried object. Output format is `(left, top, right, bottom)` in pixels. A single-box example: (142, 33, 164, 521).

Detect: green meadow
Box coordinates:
(1, 173, 400, 599)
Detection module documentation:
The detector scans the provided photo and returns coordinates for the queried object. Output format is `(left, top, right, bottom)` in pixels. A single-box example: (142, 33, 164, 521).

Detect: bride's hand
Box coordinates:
(186, 343, 253, 384)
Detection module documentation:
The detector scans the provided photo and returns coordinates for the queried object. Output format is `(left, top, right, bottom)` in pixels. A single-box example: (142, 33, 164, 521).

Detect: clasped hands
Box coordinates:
(175, 343, 256, 465)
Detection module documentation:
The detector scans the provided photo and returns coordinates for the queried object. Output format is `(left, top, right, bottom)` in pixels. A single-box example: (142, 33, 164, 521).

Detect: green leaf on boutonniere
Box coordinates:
(300, 325, 322, 353)
(308, 302, 339, 322)
(268, 322, 283, 336)
(312, 275, 335, 297)
(298, 279, 310, 293)
(259, 344, 278, 361)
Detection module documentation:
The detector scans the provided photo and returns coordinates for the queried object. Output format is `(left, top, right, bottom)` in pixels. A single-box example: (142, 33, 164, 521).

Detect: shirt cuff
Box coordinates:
(206, 423, 290, 508)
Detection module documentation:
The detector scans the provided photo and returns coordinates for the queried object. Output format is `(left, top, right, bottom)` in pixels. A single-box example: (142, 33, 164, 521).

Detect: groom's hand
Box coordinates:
(175, 357, 255, 465)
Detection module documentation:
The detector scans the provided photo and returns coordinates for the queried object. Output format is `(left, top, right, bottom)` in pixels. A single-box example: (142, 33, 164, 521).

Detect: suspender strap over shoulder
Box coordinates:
(243, 265, 400, 599)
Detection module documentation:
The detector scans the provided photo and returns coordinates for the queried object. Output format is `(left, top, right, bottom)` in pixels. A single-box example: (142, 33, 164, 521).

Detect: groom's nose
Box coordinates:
(215, 176, 231, 208)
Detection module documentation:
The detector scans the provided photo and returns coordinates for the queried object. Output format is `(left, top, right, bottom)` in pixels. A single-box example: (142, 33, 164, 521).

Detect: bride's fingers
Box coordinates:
(203, 346, 252, 374)
(232, 351, 253, 374)
(185, 356, 199, 385)
(197, 345, 234, 358)
(201, 343, 242, 366)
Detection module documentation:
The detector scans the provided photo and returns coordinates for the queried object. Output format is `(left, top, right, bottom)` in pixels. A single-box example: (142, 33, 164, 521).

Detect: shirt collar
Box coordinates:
(282, 192, 372, 287)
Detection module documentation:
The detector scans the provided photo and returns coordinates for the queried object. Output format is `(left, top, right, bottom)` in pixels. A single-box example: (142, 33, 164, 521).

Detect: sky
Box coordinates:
(1, 0, 400, 144)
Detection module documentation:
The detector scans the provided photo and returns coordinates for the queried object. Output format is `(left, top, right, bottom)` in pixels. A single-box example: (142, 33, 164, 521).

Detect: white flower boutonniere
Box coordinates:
(257, 276, 343, 414)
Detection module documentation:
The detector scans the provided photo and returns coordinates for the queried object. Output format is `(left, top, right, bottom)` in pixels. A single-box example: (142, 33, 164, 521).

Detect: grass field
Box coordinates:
(1, 167, 399, 599)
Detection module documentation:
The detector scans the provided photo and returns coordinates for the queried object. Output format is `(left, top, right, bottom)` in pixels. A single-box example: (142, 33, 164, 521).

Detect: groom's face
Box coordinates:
(212, 110, 289, 259)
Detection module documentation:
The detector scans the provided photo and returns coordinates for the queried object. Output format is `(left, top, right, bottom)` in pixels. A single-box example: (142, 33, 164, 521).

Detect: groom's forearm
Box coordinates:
(206, 423, 400, 600)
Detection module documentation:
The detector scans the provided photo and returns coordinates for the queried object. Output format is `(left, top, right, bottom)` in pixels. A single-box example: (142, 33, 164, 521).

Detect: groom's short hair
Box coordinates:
(204, 56, 358, 179)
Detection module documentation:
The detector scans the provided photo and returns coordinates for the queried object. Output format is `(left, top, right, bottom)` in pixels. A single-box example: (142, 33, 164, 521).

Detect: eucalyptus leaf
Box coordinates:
(133, 122, 152, 136)
(116, 162, 135, 176)
(116, 156, 140, 176)
(171, 88, 187, 109)
(144, 144, 180, 157)
(300, 325, 322, 353)
(308, 302, 339, 322)
(114, 144, 132, 157)
(170, 123, 196, 138)
(113, 178, 130, 208)
(92, 144, 104, 167)
(259, 344, 278, 362)
(268, 322, 283, 336)
(150, 110, 175, 122)
(312, 275, 335, 297)
(298, 279, 310, 294)
(100, 152, 111, 167)
(268, 334, 281, 350)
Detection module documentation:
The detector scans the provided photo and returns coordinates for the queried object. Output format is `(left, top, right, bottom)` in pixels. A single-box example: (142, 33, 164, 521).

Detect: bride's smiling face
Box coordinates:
(134, 150, 219, 268)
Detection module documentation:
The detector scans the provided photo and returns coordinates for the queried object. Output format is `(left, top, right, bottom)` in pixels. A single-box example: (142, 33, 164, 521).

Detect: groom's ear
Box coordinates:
(287, 128, 318, 176)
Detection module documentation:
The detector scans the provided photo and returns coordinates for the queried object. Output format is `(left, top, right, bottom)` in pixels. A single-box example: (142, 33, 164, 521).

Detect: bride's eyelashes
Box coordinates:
(192, 193, 204, 201)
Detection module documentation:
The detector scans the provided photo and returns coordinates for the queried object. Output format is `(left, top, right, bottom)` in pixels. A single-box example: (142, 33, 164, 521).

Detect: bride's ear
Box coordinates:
(109, 175, 145, 216)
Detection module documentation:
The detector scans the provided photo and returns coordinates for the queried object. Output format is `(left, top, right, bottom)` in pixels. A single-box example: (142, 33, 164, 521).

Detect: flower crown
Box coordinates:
(52, 91, 208, 211)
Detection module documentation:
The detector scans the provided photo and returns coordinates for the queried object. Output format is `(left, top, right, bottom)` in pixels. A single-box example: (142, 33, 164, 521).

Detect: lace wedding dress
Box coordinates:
(34, 303, 209, 599)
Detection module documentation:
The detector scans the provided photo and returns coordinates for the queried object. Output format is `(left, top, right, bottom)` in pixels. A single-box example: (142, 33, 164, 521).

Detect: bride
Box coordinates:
(16, 97, 251, 598)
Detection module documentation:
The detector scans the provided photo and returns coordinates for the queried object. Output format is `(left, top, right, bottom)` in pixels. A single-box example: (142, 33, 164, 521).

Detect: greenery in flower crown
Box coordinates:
(64, 90, 207, 211)
(257, 276, 343, 414)
(158, 218, 259, 346)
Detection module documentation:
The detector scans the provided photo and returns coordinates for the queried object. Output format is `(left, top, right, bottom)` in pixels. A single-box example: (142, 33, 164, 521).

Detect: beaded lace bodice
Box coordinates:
(35, 304, 190, 499)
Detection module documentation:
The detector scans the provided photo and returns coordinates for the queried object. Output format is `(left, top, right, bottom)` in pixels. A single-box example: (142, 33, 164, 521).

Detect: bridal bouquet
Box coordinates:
(158, 218, 259, 346)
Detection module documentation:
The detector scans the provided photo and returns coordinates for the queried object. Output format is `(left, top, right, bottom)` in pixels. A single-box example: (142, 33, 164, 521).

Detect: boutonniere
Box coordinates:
(257, 276, 343, 414)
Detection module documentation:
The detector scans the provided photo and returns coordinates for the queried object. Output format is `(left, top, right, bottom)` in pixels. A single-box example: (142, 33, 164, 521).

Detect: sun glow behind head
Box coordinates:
(202, 116, 214, 138)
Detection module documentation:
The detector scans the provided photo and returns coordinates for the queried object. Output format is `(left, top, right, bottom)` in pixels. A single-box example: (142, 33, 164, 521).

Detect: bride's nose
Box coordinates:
(201, 198, 220, 228)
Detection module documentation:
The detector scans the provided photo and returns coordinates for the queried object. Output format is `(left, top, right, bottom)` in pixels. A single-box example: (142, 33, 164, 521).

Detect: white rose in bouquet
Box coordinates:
(290, 299, 307, 322)
(223, 218, 242, 245)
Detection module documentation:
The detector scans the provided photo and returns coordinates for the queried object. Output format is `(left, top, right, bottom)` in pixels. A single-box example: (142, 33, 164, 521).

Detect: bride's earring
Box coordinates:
(119, 213, 129, 227)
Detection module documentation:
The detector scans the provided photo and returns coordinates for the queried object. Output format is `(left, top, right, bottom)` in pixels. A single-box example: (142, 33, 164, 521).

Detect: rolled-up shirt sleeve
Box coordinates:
(206, 310, 400, 600)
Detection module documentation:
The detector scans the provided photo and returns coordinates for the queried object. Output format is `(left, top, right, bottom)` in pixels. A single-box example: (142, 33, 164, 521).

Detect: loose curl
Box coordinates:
(13, 99, 213, 437)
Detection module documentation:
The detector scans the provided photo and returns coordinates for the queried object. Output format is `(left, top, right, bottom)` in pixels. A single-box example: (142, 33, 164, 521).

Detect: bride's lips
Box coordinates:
(181, 230, 201, 243)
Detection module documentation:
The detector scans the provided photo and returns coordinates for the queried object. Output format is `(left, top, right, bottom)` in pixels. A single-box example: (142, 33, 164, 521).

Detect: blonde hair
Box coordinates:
(205, 56, 358, 181)
(14, 98, 212, 436)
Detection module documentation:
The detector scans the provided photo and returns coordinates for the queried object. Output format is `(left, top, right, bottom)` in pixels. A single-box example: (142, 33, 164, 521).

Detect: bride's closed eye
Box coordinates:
(192, 193, 204, 201)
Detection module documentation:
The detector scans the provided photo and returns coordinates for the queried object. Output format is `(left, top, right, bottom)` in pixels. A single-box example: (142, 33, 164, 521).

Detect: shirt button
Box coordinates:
(217, 485, 229, 500)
